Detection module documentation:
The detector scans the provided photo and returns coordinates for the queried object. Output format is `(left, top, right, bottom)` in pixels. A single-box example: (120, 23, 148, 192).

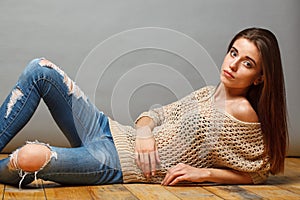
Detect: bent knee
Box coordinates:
(10, 143, 53, 172)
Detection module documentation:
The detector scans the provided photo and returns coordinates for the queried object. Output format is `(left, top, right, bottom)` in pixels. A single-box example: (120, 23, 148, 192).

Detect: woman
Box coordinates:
(0, 27, 288, 188)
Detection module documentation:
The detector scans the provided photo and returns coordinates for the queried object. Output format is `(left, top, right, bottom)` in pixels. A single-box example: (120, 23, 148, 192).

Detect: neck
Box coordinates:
(214, 83, 248, 101)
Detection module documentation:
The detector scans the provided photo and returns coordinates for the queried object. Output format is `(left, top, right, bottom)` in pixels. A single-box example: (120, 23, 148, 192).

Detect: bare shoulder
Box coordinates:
(228, 98, 259, 123)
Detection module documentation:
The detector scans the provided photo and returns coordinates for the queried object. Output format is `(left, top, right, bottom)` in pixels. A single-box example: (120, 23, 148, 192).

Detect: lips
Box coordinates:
(223, 70, 235, 79)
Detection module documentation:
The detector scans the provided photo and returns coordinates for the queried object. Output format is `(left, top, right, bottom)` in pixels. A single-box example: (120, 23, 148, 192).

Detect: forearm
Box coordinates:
(162, 164, 253, 186)
(205, 168, 253, 184)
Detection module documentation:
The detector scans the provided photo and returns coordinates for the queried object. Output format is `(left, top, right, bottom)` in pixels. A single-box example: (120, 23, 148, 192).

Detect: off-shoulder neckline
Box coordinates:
(201, 85, 261, 126)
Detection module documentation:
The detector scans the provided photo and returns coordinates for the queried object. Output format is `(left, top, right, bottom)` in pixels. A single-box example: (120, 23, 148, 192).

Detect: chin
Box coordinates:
(220, 77, 233, 86)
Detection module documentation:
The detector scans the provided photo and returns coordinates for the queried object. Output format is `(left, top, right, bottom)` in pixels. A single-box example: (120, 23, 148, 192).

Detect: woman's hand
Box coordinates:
(161, 163, 210, 186)
(135, 126, 160, 179)
(161, 163, 253, 185)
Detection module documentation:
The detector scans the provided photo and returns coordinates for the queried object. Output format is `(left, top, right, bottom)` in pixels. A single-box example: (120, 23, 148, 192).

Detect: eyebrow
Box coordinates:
(231, 46, 257, 66)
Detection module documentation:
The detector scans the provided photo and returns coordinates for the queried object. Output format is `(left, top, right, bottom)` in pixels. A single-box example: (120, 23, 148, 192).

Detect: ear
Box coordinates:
(254, 75, 264, 85)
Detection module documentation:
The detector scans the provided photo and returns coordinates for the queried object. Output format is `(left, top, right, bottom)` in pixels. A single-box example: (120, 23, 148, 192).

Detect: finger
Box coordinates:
(149, 151, 156, 176)
(139, 152, 145, 172)
(161, 166, 183, 186)
(161, 172, 169, 185)
(143, 153, 150, 178)
(135, 151, 141, 168)
(161, 169, 174, 185)
(169, 175, 185, 186)
(162, 171, 176, 186)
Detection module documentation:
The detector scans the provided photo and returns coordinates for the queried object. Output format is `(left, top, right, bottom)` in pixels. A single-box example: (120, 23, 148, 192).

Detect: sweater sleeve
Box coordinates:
(134, 106, 165, 127)
(134, 86, 214, 127)
(249, 170, 269, 184)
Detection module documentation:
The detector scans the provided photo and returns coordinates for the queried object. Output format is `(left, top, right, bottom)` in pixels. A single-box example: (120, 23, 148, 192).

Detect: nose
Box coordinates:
(229, 58, 239, 72)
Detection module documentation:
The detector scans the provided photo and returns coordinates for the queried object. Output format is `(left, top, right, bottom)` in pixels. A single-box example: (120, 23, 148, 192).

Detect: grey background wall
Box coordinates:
(0, 0, 299, 155)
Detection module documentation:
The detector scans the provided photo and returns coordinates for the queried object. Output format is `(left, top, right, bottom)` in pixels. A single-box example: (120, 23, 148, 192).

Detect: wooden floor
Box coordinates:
(0, 154, 299, 200)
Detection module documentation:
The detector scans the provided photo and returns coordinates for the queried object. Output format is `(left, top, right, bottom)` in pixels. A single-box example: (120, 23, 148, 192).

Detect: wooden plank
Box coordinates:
(240, 185, 300, 200)
(268, 176, 300, 195)
(124, 184, 181, 200)
(204, 185, 263, 200)
(89, 184, 138, 199)
(266, 157, 300, 195)
(4, 180, 45, 200)
(0, 183, 4, 199)
(0, 155, 6, 197)
(165, 185, 223, 200)
(43, 182, 93, 199)
(0, 154, 8, 159)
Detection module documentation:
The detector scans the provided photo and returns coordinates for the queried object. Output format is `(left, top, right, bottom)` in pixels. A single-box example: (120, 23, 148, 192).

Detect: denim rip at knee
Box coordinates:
(9, 140, 57, 189)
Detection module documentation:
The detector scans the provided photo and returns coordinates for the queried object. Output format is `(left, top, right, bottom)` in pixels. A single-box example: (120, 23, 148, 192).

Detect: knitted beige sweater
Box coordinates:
(108, 86, 270, 184)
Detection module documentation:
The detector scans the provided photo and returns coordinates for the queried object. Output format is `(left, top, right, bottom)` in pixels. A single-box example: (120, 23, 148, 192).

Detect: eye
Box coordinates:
(243, 60, 253, 68)
(230, 49, 237, 57)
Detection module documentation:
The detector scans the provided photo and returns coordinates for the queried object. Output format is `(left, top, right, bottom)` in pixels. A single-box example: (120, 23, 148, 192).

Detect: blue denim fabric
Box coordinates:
(0, 58, 123, 186)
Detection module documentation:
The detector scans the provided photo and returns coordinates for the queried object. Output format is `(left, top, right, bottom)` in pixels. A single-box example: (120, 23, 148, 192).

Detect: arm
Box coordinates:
(161, 163, 253, 186)
(134, 87, 201, 128)
(135, 116, 160, 179)
(135, 116, 155, 130)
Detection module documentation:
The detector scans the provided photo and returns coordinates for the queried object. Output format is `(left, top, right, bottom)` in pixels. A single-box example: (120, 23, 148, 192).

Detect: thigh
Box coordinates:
(37, 59, 109, 147)
(36, 58, 112, 146)
(38, 140, 123, 185)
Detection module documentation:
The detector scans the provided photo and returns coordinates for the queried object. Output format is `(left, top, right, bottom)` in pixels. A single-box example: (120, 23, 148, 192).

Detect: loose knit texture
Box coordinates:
(108, 86, 270, 184)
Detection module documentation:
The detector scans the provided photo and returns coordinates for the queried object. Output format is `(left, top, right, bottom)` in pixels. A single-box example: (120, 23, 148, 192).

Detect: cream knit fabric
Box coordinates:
(109, 86, 270, 184)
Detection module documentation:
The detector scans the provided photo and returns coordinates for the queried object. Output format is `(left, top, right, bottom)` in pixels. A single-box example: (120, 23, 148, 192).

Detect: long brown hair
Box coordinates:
(227, 28, 289, 174)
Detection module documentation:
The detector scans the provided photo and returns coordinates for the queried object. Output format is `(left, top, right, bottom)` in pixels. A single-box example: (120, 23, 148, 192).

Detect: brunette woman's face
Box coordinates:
(220, 38, 263, 90)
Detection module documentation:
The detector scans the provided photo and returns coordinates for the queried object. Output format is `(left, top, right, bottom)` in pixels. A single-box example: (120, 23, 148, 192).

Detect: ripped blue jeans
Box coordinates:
(0, 58, 123, 188)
